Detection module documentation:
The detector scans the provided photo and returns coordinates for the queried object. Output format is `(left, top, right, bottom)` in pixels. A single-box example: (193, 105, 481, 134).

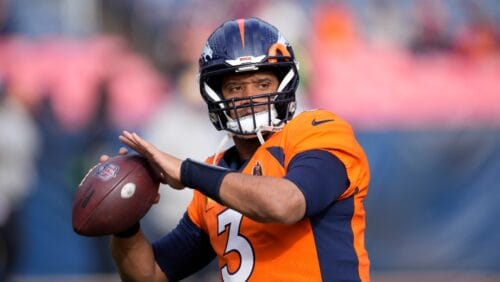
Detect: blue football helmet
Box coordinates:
(198, 17, 299, 136)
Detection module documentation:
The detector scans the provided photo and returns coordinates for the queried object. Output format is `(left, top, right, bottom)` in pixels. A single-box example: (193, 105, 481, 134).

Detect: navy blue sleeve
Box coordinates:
(284, 149, 350, 217)
(152, 212, 216, 281)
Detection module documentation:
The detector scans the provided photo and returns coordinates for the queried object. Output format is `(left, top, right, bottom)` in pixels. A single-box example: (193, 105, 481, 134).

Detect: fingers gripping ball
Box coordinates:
(72, 155, 160, 236)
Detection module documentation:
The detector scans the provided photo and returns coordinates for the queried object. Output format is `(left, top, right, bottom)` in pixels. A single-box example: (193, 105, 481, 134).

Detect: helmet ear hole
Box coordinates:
(206, 77, 222, 96)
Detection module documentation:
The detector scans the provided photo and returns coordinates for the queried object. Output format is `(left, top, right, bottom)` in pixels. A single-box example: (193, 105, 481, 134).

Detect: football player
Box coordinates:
(109, 18, 370, 281)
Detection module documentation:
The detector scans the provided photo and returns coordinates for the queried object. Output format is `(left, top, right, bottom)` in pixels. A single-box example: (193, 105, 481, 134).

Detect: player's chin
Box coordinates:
(235, 133, 259, 140)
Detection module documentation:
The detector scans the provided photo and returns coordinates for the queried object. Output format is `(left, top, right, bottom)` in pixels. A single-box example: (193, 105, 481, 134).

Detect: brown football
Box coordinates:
(72, 155, 160, 236)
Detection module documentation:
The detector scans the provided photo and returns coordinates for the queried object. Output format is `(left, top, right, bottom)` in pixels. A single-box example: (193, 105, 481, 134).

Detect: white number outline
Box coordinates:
(217, 209, 255, 281)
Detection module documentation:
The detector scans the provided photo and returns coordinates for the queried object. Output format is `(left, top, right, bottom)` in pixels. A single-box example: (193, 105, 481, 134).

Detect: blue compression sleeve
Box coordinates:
(152, 213, 216, 281)
(285, 149, 350, 217)
(180, 158, 233, 203)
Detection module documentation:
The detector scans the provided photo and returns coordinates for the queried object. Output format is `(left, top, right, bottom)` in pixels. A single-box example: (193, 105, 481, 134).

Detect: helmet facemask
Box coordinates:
(201, 61, 298, 137)
(198, 18, 300, 138)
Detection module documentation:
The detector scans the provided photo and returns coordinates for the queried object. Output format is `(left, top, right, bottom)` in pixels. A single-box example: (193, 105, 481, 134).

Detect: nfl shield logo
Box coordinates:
(95, 163, 120, 181)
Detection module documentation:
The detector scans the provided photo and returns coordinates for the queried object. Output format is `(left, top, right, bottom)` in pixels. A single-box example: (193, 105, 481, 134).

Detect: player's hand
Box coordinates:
(119, 130, 184, 189)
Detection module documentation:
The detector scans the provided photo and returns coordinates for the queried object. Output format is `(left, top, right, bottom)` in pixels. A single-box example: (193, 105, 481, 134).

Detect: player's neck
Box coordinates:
(233, 133, 271, 161)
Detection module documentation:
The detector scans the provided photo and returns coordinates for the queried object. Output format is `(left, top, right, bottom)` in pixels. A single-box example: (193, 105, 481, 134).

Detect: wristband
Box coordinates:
(114, 222, 140, 238)
(180, 158, 232, 203)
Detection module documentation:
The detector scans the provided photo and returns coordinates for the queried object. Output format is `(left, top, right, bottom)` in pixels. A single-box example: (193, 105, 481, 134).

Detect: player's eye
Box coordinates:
(223, 83, 243, 96)
(230, 85, 243, 92)
(257, 81, 271, 90)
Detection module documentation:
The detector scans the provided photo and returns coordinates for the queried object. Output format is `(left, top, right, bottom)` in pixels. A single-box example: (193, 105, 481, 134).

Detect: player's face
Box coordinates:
(221, 71, 279, 119)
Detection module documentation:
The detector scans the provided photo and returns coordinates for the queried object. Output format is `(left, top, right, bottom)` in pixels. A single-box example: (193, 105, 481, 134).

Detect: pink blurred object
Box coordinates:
(0, 36, 167, 131)
(310, 40, 500, 130)
(107, 52, 167, 129)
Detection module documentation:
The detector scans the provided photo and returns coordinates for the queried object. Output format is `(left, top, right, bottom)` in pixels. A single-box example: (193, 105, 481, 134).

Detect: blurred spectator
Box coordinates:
(311, 2, 359, 54)
(0, 80, 39, 280)
(454, 0, 500, 58)
(409, 0, 454, 54)
(362, 0, 413, 48)
(0, 0, 7, 34)
(1, 0, 98, 37)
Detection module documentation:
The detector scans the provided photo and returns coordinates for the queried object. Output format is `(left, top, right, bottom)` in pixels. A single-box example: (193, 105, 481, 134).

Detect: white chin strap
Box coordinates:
(212, 109, 282, 164)
(226, 108, 283, 142)
(212, 108, 284, 165)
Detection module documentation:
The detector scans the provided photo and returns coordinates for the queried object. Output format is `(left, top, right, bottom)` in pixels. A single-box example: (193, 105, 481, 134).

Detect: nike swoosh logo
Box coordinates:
(311, 118, 335, 126)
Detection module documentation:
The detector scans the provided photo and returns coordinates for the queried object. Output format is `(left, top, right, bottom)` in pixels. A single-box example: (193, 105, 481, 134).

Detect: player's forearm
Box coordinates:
(110, 231, 167, 282)
(219, 173, 306, 224)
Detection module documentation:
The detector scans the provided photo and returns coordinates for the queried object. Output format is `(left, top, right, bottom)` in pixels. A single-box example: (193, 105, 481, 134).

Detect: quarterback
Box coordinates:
(109, 18, 371, 281)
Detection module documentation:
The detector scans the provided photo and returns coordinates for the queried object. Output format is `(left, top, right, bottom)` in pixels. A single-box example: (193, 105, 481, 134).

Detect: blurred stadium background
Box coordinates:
(0, 0, 499, 281)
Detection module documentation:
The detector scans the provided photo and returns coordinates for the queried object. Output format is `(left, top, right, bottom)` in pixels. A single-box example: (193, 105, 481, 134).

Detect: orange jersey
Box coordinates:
(187, 109, 370, 281)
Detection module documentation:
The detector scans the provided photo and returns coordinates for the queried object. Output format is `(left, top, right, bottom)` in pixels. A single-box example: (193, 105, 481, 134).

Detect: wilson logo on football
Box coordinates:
(95, 163, 120, 181)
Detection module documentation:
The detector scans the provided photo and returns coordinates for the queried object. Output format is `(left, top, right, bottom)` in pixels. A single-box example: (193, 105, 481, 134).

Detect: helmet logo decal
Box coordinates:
(268, 43, 291, 63)
(238, 56, 252, 62)
(226, 55, 266, 66)
(252, 161, 263, 176)
(201, 42, 213, 61)
(237, 18, 245, 48)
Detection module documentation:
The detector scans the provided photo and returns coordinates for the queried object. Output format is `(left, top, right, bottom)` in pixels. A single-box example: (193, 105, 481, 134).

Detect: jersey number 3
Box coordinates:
(217, 209, 255, 281)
